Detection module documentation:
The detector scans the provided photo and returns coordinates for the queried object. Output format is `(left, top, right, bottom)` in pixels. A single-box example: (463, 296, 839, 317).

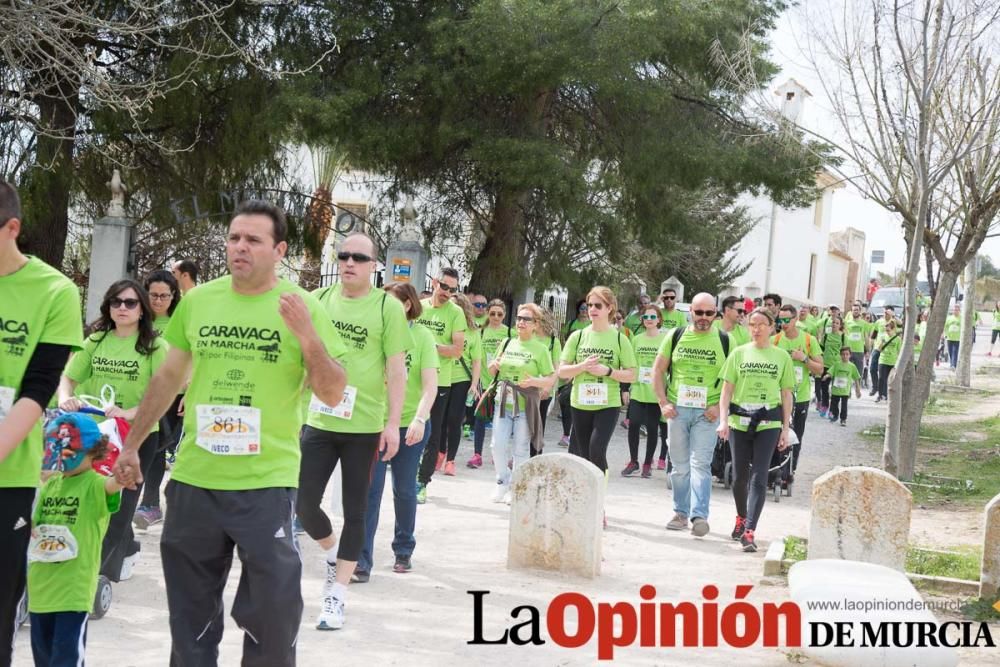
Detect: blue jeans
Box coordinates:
(359, 424, 430, 573)
(947, 340, 959, 368)
(667, 406, 719, 520)
(492, 409, 530, 486)
(473, 416, 489, 455)
(30, 611, 88, 667)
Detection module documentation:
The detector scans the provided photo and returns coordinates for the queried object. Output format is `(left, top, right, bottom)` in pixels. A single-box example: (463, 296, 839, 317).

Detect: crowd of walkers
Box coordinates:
(0, 180, 991, 666)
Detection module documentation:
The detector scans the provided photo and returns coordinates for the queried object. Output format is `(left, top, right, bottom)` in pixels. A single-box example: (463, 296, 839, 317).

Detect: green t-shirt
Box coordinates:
(712, 320, 750, 347)
(720, 344, 796, 432)
(630, 330, 668, 404)
(623, 311, 643, 336)
(879, 332, 903, 367)
(401, 323, 439, 424)
(164, 276, 346, 490)
(944, 315, 961, 342)
(153, 314, 171, 336)
(843, 317, 870, 353)
(661, 309, 687, 332)
(64, 332, 167, 432)
(829, 359, 861, 397)
(562, 317, 589, 340)
(796, 319, 818, 336)
(772, 331, 822, 403)
(306, 285, 412, 434)
(0, 257, 83, 488)
(560, 326, 637, 410)
(658, 327, 728, 407)
(496, 337, 554, 411)
(474, 314, 488, 329)
(481, 325, 513, 381)
(452, 327, 482, 385)
(822, 331, 845, 368)
(993, 310, 1000, 331)
(28, 470, 120, 613)
(416, 299, 467, 387)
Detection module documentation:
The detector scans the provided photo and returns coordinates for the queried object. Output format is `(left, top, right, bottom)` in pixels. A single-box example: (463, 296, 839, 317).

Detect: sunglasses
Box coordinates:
(473, 302, 487, 308)
(438, 283, 459, 293)
(641, 314, 659, 321)
(587, 302, 606, 310)
(661, 295, 676, 300)
(731, 308, 746, 315)
(515, 316, 535, 323)
(337, 251, 374, 263)
(692, 309, 716, 317)
(776, 317, 792, 325)
(110, 298, 140, 310)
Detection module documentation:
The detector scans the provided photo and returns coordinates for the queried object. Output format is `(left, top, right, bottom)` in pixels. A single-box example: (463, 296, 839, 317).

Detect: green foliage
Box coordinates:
(905, 546, 982, 582)
(783, 536, 808, 564)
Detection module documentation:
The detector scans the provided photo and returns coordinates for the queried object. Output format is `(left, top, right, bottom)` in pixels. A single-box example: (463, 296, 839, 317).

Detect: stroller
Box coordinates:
(711, 433, 794, 502)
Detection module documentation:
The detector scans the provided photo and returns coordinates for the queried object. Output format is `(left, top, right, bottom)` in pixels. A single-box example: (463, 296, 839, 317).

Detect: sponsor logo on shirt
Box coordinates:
(195, 325, 283, 363)
(92, 355, 140, 379)
(0, 316, 29, 356)
(332, 319, 369, 350)
(40, 495, 81, 525)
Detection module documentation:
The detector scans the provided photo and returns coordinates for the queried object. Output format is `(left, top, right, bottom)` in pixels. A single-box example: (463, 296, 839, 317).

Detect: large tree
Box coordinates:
(294, 0, 831, 299)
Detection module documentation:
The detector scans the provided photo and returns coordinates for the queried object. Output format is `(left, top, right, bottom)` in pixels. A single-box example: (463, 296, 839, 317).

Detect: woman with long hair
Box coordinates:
(134, 269, 183, 528)
(440, 293, 481, 475)
(717, 308, 795, 553)
(56, 279, 167, 581)
(468, 299, 511, 468)
(487, 303, 557, 502)
(358, 283, 439, 579)
(623, 304, 668, 478)
(816, 315, 844, 418)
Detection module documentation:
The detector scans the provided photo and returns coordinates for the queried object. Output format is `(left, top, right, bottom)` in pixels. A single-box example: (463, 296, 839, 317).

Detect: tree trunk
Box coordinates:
(956, 256, 978, 386)
(925, 244, 937, 301)
(468, 188, 528, 299)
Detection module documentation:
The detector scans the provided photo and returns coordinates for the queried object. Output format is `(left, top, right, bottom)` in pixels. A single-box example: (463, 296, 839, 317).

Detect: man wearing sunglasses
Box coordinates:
(659, 288, 687, 331)
(471, 294, 489, 329)
(623, 293, 651, 335)
(0, 181, 84, 664)
(415, 267, 467, 502)
(653, 292, 731, 538)
(714, 296, 751, 347)
(772, 305, 823, 483)
(298, 232, 412, 628)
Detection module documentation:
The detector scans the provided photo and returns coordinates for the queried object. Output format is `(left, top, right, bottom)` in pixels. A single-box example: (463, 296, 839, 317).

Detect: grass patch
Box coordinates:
(961, 597, 1000, 622)
(784, 535, 808, 563)
(906, 546, 982, 581)
(923, 395, 964, 416)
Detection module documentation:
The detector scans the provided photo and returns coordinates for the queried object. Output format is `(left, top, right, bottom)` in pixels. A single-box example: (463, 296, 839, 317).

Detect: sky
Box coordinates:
(767, 6, 1000, 278)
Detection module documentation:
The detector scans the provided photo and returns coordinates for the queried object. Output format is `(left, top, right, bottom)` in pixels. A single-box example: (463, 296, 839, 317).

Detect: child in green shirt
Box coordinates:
(30, 413, 122, 666)
(827, 347, 862, 427)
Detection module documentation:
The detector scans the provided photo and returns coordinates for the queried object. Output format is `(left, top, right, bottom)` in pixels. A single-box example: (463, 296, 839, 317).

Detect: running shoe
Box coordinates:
(621, 461, 639, 477)
(466, 453, 483, 468)
(133, 506, 162, 529)
(741, 529, 757, 553)
(620, 418, 630, 429)
(491, 483, 508, 503)
(666, 513, 688, 531)
(731, 515, 746, 541)
(656, 458, 667, 470)
(691, 517, 710, 537)
(840, 421, 847, 427)
(641, 463, 652, 478)
(351, 570, 370, 584)
(322, 561, 337, 597)
(435, 452, 446, 471)
(293, 516, 306, 535)
(317, 596, 345, 630)
(393, 555, 412, 573)
(828, 414, 837, 422)
(444, 461, 456, 476)
(416, 483, 427, 505)
(558, 435, 570, 448)
(119, 551, 140, 581)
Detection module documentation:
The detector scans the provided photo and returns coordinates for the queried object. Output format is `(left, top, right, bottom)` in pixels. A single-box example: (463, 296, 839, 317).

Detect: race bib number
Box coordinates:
(833, 377, 849, 390)
(794, 366, 804, 384)
(848, 332, 862, 342)
(638, 367, 653, 384)
(309, 385, 358, 420)
(195, 405, 262, 456)
(28, 524, 78, 563)
(0, 386, 13, 420)
(578, 383, 609, 406)
(677, 384, 707, 409)
(737, 403, 764, 427)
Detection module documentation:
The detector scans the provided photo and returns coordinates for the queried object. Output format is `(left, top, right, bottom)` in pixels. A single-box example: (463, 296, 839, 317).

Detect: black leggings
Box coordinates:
(444, 380, 470, 461)
(531, 397, 552, 457)
(418, 386, 450, 485)
(568, 407, 618, 473)
(297, 426, 379, 561)
(878, 363, 892, 399)
(658, 421, 669, 461)
(791, 401, 808, 472)
(101, 431, 158, 581)
(815, 371, 831, 409)
(729, 428, 780, 531)
(626, 401, 660, 465)
(557, 385, 572, 437)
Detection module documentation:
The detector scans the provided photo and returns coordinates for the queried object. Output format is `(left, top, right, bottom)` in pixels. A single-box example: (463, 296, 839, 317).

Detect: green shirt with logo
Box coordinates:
(165, 276, 346, 490)
(561, 327, 637, 410)
(306, 285, 413, 434)
(416, 299, 467, 387)
(879, 332, 903, 367)
(720, 344, 796, 432)
(28, 470, 120, 613)
(0, 257, 84, 488)
(497, 337, 554, 411)
(661, 309, 687, 332)
(401, 323, 439, 424)
(772, 331, 822, 403)
(829, 360, 861, 397)
(630, 331, 668, 404)
(844, 316, 870, 353)
(944, 315, 961, 342)
(481, 325, 512, 381)
(658, 327, 728, 407)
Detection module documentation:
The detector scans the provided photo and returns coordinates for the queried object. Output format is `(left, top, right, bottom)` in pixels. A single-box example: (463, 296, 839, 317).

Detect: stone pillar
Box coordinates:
(980, 492, 1000, 599)
(85, 171, 134, 322)
(385, 196, 429, 291)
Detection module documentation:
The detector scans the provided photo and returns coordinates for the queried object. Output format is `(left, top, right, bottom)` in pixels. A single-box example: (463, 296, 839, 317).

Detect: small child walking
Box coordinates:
(29, 414, 122, 667)
(828, 347, 862, 427)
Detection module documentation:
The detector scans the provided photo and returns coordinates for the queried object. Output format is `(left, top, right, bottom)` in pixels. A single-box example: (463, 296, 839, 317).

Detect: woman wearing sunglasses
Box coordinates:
(559, 287, 637, 515)
(56, 279, 167, 581)
(561, 298, 590, 340)
(487, 303, 556, 502)
(622, 304, 667, 478)
(469, 299, 511, 468)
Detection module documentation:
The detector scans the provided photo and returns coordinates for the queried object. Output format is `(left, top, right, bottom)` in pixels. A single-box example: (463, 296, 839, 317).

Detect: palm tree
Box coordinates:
(300, 143, 348, 290)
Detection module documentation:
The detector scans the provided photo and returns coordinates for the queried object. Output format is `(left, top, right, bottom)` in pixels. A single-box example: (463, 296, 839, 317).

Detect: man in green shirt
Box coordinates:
(471, 293, 489, 328)
(623, 293, 651, 335)
(773, 305, 823, 480)
(945, 305, 962, 368)
(0, 182, 83, 664)
(298, 232, 411, 629)
(870, 306, 899, 393)
(714, 296, 751, 347)
(795, 307, 817, 336)
(653, 292, 731, 538)
(114, 200, 348, 665)
(844, 301, 871, 378)
(659, 287, 688, 331)
(414, 267, 466, 500)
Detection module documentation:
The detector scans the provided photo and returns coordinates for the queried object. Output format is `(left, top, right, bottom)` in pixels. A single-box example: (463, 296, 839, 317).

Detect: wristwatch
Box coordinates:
(414, 416, 427, 425)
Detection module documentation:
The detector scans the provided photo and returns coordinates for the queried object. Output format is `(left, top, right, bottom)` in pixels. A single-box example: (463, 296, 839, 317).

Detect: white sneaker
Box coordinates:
(492, 483, 508, 503)
(119, 551, 140, 581)
(316, 595, 345, 630)
(322, 561, 337, 598)
(503, 490, 512, 505)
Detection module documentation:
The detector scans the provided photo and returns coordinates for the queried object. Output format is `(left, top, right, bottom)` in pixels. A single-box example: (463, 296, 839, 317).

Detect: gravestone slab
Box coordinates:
(507, 453, 604, 578)
(980, 493, 1000, 599)
(808, 466, 911, 571)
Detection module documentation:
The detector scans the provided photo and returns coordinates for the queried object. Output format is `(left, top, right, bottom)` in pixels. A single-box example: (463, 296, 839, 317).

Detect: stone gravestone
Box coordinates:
(980, 492, 1000, 599)
(808, 466, 912, 571)
(507, 453, 604, 578)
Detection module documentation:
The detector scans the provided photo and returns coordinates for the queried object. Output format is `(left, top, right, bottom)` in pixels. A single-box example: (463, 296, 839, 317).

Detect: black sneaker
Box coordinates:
(621, 461, 639, 477)
(741, 529, 757, 553)
(351, 570, 370, 583)
(730, 515, 746, 541)
(393, 555, 412, 573)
